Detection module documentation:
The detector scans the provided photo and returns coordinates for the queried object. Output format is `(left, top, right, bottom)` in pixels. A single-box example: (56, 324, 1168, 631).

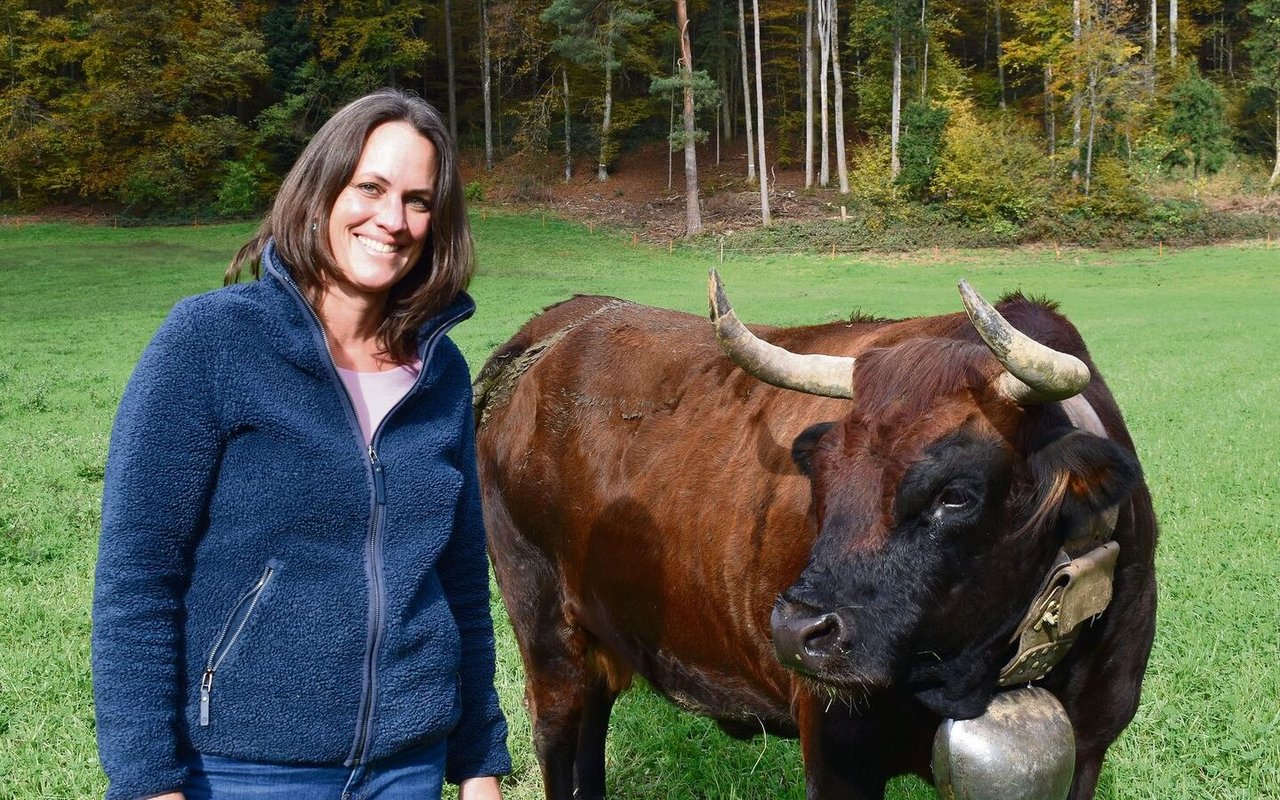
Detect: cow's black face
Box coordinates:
(773, 414, 1140, 720)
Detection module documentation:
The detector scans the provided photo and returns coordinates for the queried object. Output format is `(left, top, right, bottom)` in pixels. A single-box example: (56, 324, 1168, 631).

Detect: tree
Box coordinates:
(933, 98, 1050, 222)
(1148, 0, 1157, 93)
(804, 0, 814, 187)
(994, 0, 1006, 109)
(737, 0, 756, 183)
(751, 0, 769, 223)
(818, 0, 829, 184)
(1166, 72, 1230, 179)
(1072, 0, 1142, 194)
(542, 0, 655, 181)
(812, 0, 847, 191)
(304, 0, 430, 92)
(481, 0, 493, 170)
(1072, 0, 1082, 158)
(890, 7, 903, 177)
(1004, 0, 1073, 154)
(1244, 0, 1280, 189)
(14, 0, 270, 211)
(675, 0, 702, 234)
(828, 0, 848, 193)
(897, 99, 948, 198)
(444, 0, 457, 141)
(562, 67, 573, 180)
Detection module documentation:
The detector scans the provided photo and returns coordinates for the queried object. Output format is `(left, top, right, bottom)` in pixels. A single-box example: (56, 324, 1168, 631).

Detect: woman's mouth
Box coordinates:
(356, 234, 397, 255)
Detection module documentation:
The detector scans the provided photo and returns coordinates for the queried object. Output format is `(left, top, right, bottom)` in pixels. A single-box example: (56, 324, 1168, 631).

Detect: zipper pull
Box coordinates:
(199, 669, 214, 727)
(370, 446, 386, 505)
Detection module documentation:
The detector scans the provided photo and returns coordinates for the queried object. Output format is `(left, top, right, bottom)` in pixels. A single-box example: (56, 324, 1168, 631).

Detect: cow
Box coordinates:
(473, 272, 1157, 800)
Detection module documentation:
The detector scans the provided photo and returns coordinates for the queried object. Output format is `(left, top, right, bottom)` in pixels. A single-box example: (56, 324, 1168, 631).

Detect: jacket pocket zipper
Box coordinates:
(200, 563, 275, 727)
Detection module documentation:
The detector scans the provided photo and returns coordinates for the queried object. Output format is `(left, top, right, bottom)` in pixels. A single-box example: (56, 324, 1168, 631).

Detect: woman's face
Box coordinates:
(326, 121, 438, 302)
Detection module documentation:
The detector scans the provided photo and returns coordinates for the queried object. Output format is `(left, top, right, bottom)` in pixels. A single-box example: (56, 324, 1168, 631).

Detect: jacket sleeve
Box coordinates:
(93, 301, 222, 800)
(437, 376, 512, 784)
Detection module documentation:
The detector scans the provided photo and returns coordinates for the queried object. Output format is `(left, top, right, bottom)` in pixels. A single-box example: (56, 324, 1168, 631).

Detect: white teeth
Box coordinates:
(356, 235, 396, 254)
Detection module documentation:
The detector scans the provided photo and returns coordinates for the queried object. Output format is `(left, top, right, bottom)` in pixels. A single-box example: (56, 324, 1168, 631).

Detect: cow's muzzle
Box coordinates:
(771, 599, 890, 689)
(771, 603, 843, 675)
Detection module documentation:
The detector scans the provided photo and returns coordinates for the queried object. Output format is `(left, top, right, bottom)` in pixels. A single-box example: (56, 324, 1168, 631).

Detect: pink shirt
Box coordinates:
(336, 362, 421, 445)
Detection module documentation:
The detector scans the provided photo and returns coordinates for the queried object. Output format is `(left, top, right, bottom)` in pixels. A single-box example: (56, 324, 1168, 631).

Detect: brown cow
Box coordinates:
(474, 274, 1156, 800)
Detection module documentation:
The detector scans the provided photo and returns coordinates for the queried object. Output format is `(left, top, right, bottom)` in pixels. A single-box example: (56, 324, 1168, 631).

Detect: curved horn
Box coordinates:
(708, 269, 855, 399)
(957, 279, 1091, 404)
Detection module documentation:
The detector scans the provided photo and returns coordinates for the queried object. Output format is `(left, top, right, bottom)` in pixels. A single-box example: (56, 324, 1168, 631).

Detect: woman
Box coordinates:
(92, 89, 509, 800)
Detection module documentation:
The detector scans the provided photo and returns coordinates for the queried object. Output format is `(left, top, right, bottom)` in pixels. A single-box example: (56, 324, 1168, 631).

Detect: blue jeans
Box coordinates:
(183, 740, 446, 800)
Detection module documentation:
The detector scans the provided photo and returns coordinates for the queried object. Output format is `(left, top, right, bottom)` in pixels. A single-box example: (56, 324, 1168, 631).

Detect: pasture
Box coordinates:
(0, 217, 1276, 799)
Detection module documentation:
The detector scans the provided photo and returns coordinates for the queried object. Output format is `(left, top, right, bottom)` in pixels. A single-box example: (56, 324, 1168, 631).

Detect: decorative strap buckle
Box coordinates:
(997, 541, 1120, 687)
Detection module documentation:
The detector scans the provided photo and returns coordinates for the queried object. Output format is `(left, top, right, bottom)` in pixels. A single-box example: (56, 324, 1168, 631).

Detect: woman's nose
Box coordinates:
(375, 197, 407, 232)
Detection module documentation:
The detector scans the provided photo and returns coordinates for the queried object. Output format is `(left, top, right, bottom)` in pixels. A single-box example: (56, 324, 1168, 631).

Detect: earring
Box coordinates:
(310, 221, 318, 232)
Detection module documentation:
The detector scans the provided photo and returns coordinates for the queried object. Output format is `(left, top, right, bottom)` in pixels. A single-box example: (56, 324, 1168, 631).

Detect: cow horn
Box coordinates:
(708, 270, 856, 399)
(957, 280, 1091, 404)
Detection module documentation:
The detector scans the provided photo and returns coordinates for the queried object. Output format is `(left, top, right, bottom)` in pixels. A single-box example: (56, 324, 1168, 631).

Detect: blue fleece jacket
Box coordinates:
(92, 242, 510, 800)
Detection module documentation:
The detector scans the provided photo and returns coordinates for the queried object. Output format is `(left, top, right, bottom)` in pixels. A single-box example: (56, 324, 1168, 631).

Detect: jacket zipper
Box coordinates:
(347, 315, 468, 764)
(272, 262, 468, 765)
(200, 563, 275, 726)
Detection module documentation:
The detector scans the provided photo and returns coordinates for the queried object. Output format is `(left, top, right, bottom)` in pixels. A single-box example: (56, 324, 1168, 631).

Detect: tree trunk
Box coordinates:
(1045, 63, 1056, 156)
(738, 0, 756, 183)
(719, 6, 731, 146)
(676, 0, 702, 236)
(830, 0, 848, 193)
(1170, 0, 1177, 67)
(818, 0, 830, 186)
(668, 49, 677, 191)
(599, 54, 613, 181)
(1084, 65, 1097, 194)
(1148, 0, 1157, 93)
(920, 0, 929, 101)
(1270, 97, 1280, 190)
(752, 0, 770, 224)
(890, 16, 902, 179)
(481, 0, 493, 171)
(563, 68, 572, 181)
(994, 0, 1005, 109)
(1071, 0, 1081, 152)
(444, 0, 457, 142)
(805, 0, 815, 188)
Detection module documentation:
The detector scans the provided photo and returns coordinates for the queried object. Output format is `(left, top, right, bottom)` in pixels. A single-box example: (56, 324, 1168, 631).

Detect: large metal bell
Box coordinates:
(932, 687, 1076, 800)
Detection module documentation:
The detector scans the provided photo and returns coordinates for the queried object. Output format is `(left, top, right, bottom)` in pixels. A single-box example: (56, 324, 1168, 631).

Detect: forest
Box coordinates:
(1, 0, 1278, 239)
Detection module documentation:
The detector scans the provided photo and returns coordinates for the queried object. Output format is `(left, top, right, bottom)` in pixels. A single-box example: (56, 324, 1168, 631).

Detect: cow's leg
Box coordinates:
(487, 515, 595, 800)
(572, 679, 618, 800)
(514, 607, 600, 800)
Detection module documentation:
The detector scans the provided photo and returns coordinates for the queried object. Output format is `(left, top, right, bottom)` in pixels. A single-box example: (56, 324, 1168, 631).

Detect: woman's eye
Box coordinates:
(408, 197, 430, 211)
(357, 182, 379, 194)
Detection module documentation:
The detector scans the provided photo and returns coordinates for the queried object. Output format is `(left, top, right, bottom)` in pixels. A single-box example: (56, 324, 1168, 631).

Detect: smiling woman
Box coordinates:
(91, 89, 509, 800)
(321, 122, 439, 370)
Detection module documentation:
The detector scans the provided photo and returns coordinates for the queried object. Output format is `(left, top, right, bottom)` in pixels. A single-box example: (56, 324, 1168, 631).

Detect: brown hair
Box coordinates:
(227, 88, 474, 364)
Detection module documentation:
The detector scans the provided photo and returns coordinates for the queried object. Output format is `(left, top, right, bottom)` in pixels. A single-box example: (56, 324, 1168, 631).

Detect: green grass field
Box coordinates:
(1, 217, 1277, 799)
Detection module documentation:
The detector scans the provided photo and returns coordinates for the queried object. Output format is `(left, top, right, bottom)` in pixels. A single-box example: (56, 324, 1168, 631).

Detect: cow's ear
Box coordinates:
(792, 422, 836, 476)
(1028, 431, 1142, 524)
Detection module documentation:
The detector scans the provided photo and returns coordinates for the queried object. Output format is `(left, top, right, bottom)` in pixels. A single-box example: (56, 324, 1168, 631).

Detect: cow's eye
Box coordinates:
(937, 485, 975, 510)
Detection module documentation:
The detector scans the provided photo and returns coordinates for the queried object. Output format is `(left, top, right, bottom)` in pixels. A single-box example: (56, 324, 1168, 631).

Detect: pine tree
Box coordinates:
(1166, 73, 1230, 179)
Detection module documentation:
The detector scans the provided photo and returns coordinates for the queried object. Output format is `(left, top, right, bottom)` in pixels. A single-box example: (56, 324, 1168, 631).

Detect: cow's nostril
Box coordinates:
(772, 602, 850, 675)
(801, 612, 843, 656)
